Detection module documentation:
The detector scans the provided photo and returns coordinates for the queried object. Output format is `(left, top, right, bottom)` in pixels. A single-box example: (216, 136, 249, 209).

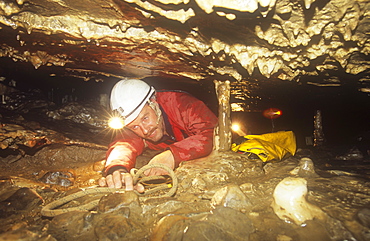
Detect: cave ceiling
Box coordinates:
(0, 0, 369, 110)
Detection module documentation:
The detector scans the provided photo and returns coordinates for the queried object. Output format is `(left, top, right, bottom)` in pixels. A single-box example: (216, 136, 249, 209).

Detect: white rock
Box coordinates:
(271, 177, 325, 226)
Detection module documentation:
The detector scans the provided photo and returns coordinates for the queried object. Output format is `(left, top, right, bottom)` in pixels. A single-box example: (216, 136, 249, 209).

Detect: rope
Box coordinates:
(41, 163, 178, 217)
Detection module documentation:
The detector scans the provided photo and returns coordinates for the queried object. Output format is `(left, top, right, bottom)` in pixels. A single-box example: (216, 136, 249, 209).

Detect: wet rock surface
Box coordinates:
(1, 138, 370, 240)
(1, 93, 370, 240)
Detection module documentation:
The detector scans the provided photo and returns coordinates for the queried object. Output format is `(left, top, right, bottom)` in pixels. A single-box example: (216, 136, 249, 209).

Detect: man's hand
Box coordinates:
(145, 150, 175, 176)
(99, 150, 174, 189)
(98, 169, 144, 192)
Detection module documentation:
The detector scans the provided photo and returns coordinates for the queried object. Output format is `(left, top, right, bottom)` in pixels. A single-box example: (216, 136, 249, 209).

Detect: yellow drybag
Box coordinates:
(231, 131, 296, 162)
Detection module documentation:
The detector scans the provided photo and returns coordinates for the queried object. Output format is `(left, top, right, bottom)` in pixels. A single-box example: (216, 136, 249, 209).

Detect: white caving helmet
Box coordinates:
(110, 79, 155, 126)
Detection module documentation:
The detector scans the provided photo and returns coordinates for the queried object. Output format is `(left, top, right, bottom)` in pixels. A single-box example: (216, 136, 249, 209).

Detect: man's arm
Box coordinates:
(160, 93, 218, 166)
(99, 129, 145, 189)
(104, 129, 145, 175)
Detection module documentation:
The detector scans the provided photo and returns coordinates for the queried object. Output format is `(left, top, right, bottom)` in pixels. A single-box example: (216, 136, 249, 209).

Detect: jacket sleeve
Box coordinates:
(166, 93, 218, 166)
(104, 129, 145, 175)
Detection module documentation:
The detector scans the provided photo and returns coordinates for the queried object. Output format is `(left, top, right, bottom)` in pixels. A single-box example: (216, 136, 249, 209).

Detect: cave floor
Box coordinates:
(1, 148, 369, 240)
(1, 106, 370, 240)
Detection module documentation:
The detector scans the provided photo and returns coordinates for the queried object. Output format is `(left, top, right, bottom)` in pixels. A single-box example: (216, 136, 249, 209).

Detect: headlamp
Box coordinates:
(108, 110, 125, 129)
(232, 123, 240, 132)
(108, 116, 124, 129)
(263, 108, 282, 119)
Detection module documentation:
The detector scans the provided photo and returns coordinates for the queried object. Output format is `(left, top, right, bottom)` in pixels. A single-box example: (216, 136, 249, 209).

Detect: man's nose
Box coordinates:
(140, 123, 150, 135)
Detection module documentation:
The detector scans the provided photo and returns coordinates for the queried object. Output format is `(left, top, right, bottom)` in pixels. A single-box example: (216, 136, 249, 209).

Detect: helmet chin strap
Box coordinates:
(148, 100, 162, 125)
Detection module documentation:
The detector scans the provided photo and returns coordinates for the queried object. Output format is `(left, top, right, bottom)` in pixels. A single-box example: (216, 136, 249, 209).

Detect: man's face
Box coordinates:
(126, 103, 165, 142)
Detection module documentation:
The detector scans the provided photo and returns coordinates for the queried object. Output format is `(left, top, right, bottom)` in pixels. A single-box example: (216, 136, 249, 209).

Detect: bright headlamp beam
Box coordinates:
(232, 123, 240, 132)
(108, 117, 124, 129)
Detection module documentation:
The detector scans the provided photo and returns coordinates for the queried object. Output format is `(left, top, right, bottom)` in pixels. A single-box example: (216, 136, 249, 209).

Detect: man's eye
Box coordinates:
(132, 125, 139, 130)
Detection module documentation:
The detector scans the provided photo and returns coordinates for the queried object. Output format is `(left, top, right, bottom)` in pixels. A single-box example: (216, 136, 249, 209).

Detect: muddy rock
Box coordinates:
(150, 198, 210, 219)
(40, 151, 370, 240)
(31, 145, 105, 165)
(152, 206, 253, 241)
(38, 169, 75, 187)
(289, 157, 318, 178)
(211, 184, 252, 212)
(97, 191, 141, 215)
(357, 208, 370, 228)
(205, 207, 254, 239)
(46, 102, 108, 128)
(0, 127, 370, 241)
(2, 90, 53, 113)
(48, 191, 148, 241)
(0, 187, 43, 218)
(151, 214, 194, 241)
(94, 213, 147, 241)
(0, 123, 49, 150)
(0, 225, 56, 241)
(48, 211, 95, 241)
(176, 151, 264, 196)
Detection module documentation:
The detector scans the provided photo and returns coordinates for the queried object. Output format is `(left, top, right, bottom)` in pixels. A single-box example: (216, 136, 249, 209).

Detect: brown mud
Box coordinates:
(1, 100, 370, 240)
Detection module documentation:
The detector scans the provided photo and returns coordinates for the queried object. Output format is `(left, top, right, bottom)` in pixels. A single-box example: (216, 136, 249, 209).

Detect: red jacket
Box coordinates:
(104, 91, 218, 175)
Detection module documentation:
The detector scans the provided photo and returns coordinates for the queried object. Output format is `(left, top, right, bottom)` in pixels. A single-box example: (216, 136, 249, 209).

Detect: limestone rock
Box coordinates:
(271, 177, 325, 226)
(211, 184, 252, 212)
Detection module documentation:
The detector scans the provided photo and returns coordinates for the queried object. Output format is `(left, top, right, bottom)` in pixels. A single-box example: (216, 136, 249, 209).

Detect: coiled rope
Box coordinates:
(41, 163, 177, 217)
